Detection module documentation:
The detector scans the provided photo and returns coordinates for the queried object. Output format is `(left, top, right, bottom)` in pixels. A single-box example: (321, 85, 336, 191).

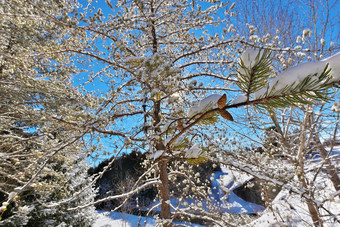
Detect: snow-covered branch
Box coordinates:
(68, 180, 161, 211)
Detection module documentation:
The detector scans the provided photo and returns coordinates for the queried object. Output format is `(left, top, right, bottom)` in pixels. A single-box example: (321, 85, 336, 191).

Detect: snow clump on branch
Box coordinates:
(150, 150, 164, 160)
(238, 48, 264, 76)
(188, 94, 222, 118)
(184, 144, 201, 159)
(254, 51, 340, 99)
(331, 102, 340, 113)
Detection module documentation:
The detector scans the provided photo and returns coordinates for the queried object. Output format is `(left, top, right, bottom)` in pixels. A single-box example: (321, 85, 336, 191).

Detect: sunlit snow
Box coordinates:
(188, 94, 222, 118)
(239, 48, 264, 74)
(254, 52, 340, 99)
(184, 144, 201, 158)
(150, 150, 164, 160)
(231, 94, 247, 105)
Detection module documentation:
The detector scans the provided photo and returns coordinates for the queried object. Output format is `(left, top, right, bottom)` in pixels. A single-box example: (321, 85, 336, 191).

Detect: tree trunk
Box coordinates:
(313, 135, 340, 192)
(297, 113, 323, 227)
(152, 95, 171, 225)
(304, 192, 323, 227)
(158, 159, 172, 226)
(269, 113, 290, 148)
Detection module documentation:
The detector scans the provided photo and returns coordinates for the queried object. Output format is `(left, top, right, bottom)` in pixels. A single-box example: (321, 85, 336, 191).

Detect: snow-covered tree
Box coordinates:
(0, 0, 96, 225)
(1, 0, 339, 226)
(42, 0, 339, 226)
(220, 48, 340, 226)
(61, 1, 246, 224)
(223, 1, 340, 225)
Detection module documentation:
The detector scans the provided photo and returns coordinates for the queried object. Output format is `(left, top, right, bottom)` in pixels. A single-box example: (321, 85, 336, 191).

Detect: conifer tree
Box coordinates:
(0, 0, 96, 225)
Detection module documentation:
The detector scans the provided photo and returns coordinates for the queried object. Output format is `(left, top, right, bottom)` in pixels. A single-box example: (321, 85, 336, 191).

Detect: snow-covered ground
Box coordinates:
(94, 211, 206, 227)
(94, 166, 264, 227)
(94, 211, 155, 227)
(244, 180, 340, 227)
(245, 149, 340, 227)
(94, 148, 340, 227)
(210, 167, 265, 214)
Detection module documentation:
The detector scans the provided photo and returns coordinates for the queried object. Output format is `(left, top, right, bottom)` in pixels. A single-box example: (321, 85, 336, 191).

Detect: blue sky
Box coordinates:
(70, 0, 340, 166)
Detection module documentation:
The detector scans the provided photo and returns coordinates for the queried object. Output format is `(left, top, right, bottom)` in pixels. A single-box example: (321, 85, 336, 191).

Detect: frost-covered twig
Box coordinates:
(113, 163, 158, 212)
(2, 132, 86, 209)
(68, 180, 161, 211)
(216, 159, 340, 224)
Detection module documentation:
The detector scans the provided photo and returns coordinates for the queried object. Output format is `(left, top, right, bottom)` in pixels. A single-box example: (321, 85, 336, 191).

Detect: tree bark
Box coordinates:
(297, 113, 323, 227)
(152, 96, 171, 225)
(158, 159, 172, 226)
(313, 135, 340, 192)
(304, 191, 323, 227)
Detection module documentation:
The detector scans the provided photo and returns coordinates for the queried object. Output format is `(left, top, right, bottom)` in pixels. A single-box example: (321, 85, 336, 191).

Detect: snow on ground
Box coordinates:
(94, 148, 340, 226)
(243, 148, 340, 227)
(219, 165, 253, 190)
(94, 210, 205, 227)
(243, 180, 340, 227)
(143, 166, 263, 215)
(94, 211, 155, 227)
(94, 166, 264, 226)
(211, 167, 265, 214)
(225, 191, 264, 214)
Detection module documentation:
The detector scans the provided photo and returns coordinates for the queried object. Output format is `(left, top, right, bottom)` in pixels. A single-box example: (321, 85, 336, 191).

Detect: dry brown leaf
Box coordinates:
(219, 109, 234, 121)
(217, 94, 226, 109)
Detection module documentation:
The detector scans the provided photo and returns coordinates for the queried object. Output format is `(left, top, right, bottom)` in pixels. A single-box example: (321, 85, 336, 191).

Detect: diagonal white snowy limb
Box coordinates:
(188, 94, 222, 118)
(254, 52, 340, 99)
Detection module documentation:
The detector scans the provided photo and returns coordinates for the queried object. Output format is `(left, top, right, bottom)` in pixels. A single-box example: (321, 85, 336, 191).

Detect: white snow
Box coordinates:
(239, 48, 264, 71)
(173, 135, 186, 147)
(219, 165, 253, 190)
(199, 94, 222, 110)
(231, 94, 247, 104)
(94, 211, 155, 227)
(331, 102, 340, 113)
(184, 144, 201, 158)
(209, 168, 264, 214)
(323, 51, 340, 82)
(188, 94, 222, 118)
(94, 148, 340, 226)
(187, 106, 200, 118)
(254, 52, 340, 99)
(243, 180, 340, 227)
(243, 148, 340, 227)
(254, 61, 325, 98)
(94, 210, 205, 227)
(145, 168, 264, 215)
(150, 150, 164, 160)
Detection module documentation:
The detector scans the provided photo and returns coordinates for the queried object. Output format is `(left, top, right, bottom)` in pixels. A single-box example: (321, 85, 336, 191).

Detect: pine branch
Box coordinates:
(236, 49, 272, 97)
(256, 64, 332, 110)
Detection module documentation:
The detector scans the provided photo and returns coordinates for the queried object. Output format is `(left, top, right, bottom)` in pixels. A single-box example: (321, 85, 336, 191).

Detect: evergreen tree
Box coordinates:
(0, 0, 96, 225)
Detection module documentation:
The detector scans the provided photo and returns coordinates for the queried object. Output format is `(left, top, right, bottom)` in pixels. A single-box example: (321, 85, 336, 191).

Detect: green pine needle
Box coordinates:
(256, 64, 333, 110)
(237, 49, 272, 95)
